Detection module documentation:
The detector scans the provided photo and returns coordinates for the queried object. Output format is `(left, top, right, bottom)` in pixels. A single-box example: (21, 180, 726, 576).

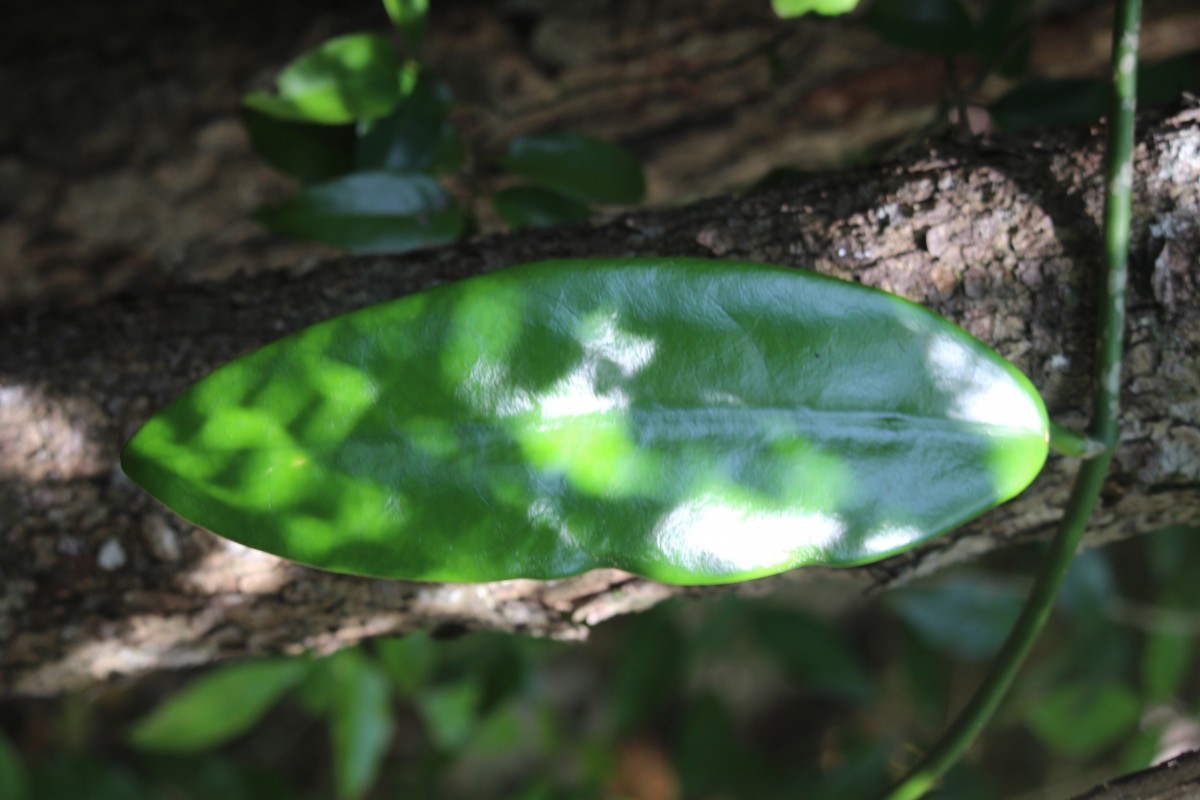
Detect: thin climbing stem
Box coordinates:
(877, 1, 1139, 797)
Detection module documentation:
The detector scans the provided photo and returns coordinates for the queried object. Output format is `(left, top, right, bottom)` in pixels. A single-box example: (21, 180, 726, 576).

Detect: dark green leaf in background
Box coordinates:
(375, 633, 437, 696)
(1023, 681, 1140, 759)
(990, 53, 1199, 133)
(1057, 548, 1114, 621)
(975, 0, 1033, 76)
(865, 0, 976, 56)
(255, 171, 464, 253)
(242, 108, 355, 183)
(749, 606, 872, 700)
(1119, 725, 1165, 775)
(678, 693, 776, 799)
(889, 574, 1026, 661)
(121, 258, 1049, 585)
(1140, 628, 1194, 703)
(137, 755, 304, 800)
(811, 741, 892, 800)
(772, 0, 861, 18)
(417, 681, 482, 751)
(128, 658, 310, 754)
(30, 755, 144, 800)
(498, 131, 646, 205)
(0, 732, 28, 800)
(1138, 51, 1200, 107)
(382, 0, 429, 50)
(327, 649, 395, 800)
(355, 72, 451, 173)
(988, 77, 1108, 132)
(611, 608, 685, 732)
(430, 125, 466, 174)
(493, 186, 593, 229)
(900, 626, 949, 723)
(245, 34, 404, 125)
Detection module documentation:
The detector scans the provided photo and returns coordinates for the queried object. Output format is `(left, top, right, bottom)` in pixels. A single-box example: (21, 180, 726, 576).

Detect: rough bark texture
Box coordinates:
(2, 103, 1199, 700)
(5, 0, 1197, 308)
(1071, 749, 1200, 800)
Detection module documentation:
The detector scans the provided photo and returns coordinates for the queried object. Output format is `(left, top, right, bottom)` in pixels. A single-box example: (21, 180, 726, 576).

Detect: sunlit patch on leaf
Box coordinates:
(122, 258, 1048, 585)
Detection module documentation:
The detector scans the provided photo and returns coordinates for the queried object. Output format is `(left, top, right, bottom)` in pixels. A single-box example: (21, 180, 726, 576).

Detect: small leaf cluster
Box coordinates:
(3, 528, 1196, 798)
(891, 527, 1200, 775)
(771, 0, 1199, 134)
(244, 1, 645, 254)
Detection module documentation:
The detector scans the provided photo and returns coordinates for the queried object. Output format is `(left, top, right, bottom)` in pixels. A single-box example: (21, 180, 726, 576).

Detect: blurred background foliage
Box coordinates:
(3, 527, 1200, 798)
(3, 0, 1199, 796)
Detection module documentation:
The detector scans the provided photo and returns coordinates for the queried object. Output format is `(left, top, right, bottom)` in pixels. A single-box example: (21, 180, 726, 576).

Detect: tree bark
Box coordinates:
(1071, 749, 1200, 800)
(2, 103, 1199, 699)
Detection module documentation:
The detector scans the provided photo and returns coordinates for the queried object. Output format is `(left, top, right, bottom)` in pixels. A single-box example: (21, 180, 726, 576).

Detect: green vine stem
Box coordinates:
(877, 1, 1140, 797)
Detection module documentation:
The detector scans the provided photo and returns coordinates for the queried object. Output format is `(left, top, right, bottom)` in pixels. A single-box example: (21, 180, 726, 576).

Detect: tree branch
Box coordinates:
(2, 103, 1198, 698)
(1071, 750, 1200, 800)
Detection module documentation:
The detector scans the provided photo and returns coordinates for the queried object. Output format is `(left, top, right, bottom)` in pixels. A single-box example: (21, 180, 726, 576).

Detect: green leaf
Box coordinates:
(611, 607, 685, 732)
(678, 694, 776, 798)
(121, 258, 1049, 585)
(1146, 525, 1200, 588)
(255, 171, 464, 254)
(498, 132, 645, 205)
(1024, 681, 1140, 759)
(866, 0, 976, 56)
(975, 0, 1033, 76)
(382, 0, 429, 50)
(327, 650, 395, 800)
(889, 574, 1026, 661)
(128, 658, 309, 753)
(1057, 548, 1114, 620)
(1141, 628, 1193, 702)
(0, 732, 28, 800)
(989, 77, 1108, 132)
(137, 755, 301, 800)
(375, 633, 437, 696)
(1139, 52, 1200, 107)
(430, 125, 465, 174)
(1118, 725, 1163, 774)
(493, 186, 593, 230)
(749, 606, 872, 700)
(30, 755, 144, 800)
(416, 681, 481, 751)
(772, 0, 860, 18)
(355, 72, 450, 172)
(246, 34, 404, 124)
(243, 108, 355, 183)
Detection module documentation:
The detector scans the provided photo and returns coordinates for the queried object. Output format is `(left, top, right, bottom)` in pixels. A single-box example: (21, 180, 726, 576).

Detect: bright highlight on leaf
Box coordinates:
(244, 34, 405, 125)
(772, 0, 860, 18)
(121, 258, 1049, 585)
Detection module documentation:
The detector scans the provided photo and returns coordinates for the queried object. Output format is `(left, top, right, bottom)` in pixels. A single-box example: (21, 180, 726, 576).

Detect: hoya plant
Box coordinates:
(119, 0, 1143, 796)
(241, 0, 645, 254)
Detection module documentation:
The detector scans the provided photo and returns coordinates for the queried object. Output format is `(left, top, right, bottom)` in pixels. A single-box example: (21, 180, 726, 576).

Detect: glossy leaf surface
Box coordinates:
(255, 171, 464, 254)
(122, 258, 1048, 585)
(498, 132, 645, 205)
(354, 72, 449, 173)
(492, 186, 592, 229)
